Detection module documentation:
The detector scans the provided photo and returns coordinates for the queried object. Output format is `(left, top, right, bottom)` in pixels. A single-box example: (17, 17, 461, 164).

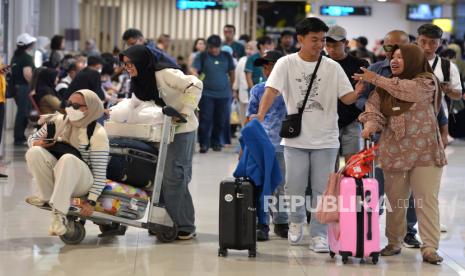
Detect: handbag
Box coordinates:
(315, 151, 372, 224)
(279, 54, 323, 138)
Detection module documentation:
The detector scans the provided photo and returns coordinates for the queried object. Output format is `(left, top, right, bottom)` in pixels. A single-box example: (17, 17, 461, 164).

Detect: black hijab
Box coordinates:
(35, 67, 58, 102)
(120, 45, 178, 106)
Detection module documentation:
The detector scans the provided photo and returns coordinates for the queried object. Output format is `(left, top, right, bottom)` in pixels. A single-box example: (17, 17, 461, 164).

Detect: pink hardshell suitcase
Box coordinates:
(328, 141, 380, 264)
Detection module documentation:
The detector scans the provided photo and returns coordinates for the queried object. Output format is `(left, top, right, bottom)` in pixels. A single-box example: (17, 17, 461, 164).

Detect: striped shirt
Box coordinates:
(28, 120, 109, 201)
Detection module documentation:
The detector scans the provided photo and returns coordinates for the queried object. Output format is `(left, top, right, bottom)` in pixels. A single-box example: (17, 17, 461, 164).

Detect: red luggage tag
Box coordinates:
(344, 145, 379, 179)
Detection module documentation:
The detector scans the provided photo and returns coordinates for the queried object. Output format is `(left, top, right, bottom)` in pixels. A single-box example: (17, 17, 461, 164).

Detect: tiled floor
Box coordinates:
(0, 135, 465, 276)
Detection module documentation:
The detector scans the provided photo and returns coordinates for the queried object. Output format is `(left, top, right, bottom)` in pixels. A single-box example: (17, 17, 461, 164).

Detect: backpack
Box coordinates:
(435, 57, 465, 114)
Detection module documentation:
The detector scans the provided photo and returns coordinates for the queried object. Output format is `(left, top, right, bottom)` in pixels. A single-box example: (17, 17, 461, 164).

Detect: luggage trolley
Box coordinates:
(30, 106, 185, 244)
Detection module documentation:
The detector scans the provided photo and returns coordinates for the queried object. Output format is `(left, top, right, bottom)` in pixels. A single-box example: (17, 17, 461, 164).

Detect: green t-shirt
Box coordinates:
(11, 52, 34, 85)
(245, 53, 265, 86)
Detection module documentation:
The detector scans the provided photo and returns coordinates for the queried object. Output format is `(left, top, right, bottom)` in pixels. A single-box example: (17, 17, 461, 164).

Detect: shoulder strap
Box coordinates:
(440, 58, 450, 82)
(86, 121, 97, 150)
(200, 52, 207, 73)
(46, 122, 56, 139)
(299, 54, 323, 115)
(432, 56, 439, 71)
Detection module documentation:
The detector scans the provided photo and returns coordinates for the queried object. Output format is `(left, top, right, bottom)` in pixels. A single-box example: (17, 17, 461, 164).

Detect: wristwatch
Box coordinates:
(87, 200, 97, 207)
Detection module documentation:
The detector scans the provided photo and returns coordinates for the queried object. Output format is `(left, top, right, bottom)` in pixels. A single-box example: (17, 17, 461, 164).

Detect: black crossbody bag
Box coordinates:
(279, 54, 323, 138)
(44, 120, 96, 160)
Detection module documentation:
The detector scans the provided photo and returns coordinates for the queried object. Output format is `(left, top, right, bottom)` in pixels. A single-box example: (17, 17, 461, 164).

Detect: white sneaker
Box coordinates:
(440, 223, 447, 233)
(288, 222, 304, 245)
(309, 236, 329, 253)
(25, 196, 48, 207)
(49, 211, 68, 236)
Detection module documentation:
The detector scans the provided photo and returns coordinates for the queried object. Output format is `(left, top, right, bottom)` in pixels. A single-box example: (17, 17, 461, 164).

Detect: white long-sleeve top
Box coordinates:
(155, 68, 203, 134)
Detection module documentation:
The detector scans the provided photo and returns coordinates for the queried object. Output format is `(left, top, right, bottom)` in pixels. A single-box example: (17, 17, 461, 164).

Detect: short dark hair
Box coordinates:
(50, 35, 64, 50)
(87, 55, 103, 67)
(281, 30, 294, 38)
(418, 24, 443, 39)
(408, 34, 416, 43)
(356, 36, 368, 47)
(257, 36, 273, 50)
(224, 24, 236, 33)
(239, 34, 250, 42)
(101, 62, 114, 76)
(207, 35, 222, 48)
(326, 37, 346, 43)
(101, 52, 115, 65)
(122, 28, 144, 41)
(295, 17, 329, 36)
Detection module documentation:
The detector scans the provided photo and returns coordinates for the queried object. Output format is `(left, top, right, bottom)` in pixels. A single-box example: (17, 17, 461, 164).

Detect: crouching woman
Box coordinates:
(25, 89, 109, 236)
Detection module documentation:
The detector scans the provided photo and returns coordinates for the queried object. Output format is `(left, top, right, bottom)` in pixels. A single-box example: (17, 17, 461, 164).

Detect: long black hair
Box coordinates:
(50, 35, 64, 50)
(120, 45, 178, 106)
(35, 67, 59, 101)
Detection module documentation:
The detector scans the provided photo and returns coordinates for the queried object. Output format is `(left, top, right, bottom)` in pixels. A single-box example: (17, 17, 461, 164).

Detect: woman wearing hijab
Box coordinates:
(25, 89, 109, 236)
(120, 45, 202, 240)
(355, 44, 446, 264)
(34, 67, 62, 114)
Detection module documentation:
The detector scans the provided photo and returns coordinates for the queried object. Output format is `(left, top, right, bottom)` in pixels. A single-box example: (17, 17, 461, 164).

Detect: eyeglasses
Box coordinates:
(122, 61, 134, 69)
(383, 45, 396, 53)
(65, 101, 87, 110)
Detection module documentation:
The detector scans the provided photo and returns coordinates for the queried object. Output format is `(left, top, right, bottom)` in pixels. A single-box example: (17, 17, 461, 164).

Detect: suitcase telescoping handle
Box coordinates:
(364, 136, 376, 179)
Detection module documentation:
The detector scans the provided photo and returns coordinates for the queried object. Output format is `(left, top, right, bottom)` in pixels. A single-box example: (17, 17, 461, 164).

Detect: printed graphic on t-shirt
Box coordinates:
(296, 72, 323, 112)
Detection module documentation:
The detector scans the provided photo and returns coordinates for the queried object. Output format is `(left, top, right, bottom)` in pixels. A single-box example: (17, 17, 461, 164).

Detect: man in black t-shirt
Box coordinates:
(65, 56, 105, 102)
(326, 25, 369, 161)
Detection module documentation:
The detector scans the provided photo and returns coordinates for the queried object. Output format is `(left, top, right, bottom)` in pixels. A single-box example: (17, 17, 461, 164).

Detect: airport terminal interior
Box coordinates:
(1, 0, 465, 275)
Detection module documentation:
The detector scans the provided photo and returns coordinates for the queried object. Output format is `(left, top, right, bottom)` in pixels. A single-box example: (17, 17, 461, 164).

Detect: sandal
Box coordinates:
(423, 251, 443, 265)
(380, 244, 402, 256)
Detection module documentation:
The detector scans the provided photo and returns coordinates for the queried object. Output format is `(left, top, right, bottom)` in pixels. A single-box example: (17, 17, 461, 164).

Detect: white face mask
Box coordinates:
(97, 68, 102, 74)
(65, 107, 85, 121)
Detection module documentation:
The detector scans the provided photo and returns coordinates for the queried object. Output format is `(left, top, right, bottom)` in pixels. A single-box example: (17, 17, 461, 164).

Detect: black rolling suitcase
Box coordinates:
(218, 178, 257, 257)
(106, 138, 158, 189)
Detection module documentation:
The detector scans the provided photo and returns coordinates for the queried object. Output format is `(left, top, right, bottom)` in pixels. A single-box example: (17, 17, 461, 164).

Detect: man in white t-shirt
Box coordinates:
(254, 17, 363, 252)
(417, 24, 462, 147)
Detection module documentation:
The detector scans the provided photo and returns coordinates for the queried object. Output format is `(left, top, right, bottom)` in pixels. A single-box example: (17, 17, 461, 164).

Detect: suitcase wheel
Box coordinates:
(155, 226, 178, 243)
(248, 248, 256, 258)
(329, 251, 336, 258)
(371, 253, 379, 265)
(218, 248, 228, 257)
(59, 219, 86, 245)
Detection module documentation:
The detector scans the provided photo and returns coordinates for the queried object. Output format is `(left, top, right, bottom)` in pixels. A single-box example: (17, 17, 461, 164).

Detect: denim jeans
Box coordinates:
(284, 146, 338, 238)
(162, 131, 196, 233)
(198, 95, 230, 149)
(265, 151, 288, 225)
(407, 195, 418, 235)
